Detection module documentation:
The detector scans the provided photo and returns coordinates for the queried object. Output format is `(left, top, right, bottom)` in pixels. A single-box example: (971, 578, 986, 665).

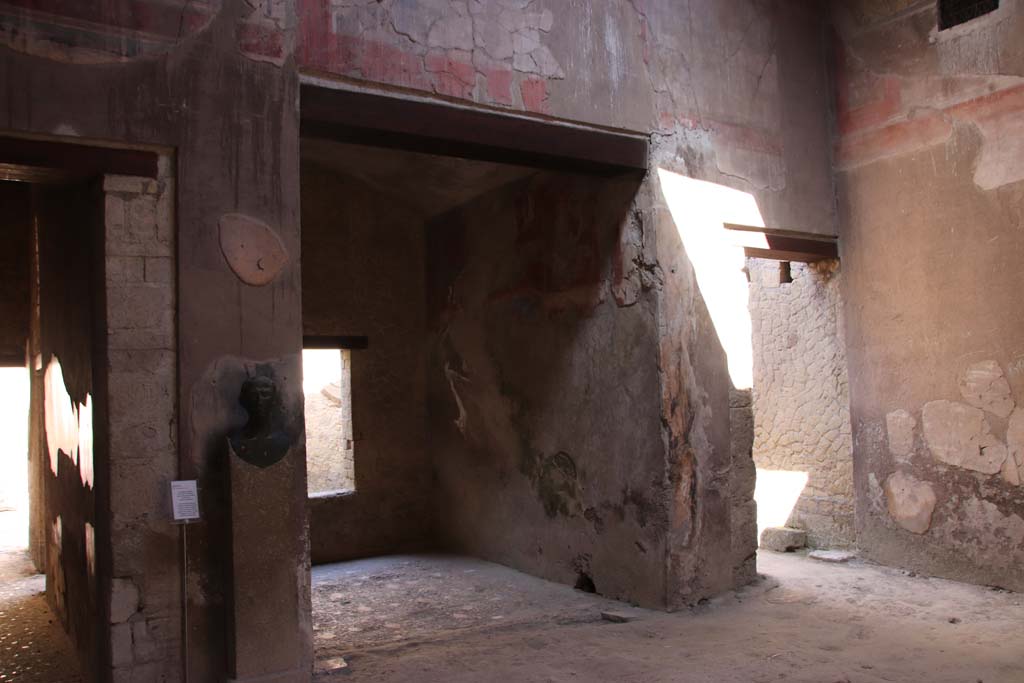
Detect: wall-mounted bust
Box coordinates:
(228, 375, 292, 468)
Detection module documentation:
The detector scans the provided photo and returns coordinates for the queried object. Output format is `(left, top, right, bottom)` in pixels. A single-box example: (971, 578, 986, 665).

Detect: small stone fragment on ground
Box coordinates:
(601, 611, 636, 623)
(808, 550, 856, 563)
(760, 527, 807, 552)
(316, 656, 349, 673)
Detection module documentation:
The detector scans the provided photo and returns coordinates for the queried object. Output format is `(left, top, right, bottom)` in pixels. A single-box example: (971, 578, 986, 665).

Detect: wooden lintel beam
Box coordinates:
(300, 85, 649, 176)
(724, 223, 838, 262)
(0, 136, 159, 179)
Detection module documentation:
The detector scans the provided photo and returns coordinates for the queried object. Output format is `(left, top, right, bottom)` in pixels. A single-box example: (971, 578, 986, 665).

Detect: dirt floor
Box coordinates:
(0, 510, 82, 683)
(2, 539, 1021, 682)
(312, 551, 1024, 683)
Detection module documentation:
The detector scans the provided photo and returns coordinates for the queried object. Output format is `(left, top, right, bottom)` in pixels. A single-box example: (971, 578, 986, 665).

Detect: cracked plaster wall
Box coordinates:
(833, 0, 1024, 591)
(748, 258, 854, 548)
(425, 171, 680, 607)
(299, 0, 837, 237)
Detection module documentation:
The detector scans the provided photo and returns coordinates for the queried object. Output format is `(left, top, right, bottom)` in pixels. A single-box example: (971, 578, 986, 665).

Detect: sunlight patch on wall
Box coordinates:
(42, 356, 94, 487)
(44, 357, 77, 475)
(754, 468, 809, 537)
(656, 169, 764, 389)
(78, 395, 94, 488)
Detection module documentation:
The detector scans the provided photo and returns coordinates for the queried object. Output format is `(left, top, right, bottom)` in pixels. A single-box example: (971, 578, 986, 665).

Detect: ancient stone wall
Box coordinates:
(102, 170, 180, 681)
(748, 258, 854, 548)
(832, 0, 1024, 590)
(0, 1, 309, 677)
(302, 162, 433, 564)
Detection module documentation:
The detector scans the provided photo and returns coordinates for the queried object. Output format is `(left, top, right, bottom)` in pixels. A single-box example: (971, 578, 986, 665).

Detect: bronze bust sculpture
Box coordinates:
(228, 375, 292, 468)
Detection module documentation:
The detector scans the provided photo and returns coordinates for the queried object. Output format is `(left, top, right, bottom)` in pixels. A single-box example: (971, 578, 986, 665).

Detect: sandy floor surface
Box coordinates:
(313, 550, 1024, 683)
(0, 513, 82, 683)
(3, 539, 1020, 682)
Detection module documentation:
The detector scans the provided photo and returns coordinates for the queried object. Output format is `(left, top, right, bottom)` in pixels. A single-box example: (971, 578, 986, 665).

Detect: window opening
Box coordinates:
(779, 261, 793, 285)
(303, 348, 355, 496)
(939, 0, 999, 29)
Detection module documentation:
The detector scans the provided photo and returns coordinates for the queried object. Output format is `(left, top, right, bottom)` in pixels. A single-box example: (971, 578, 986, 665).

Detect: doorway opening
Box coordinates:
(0, 137, 164, 681)
(299, 85, 649, 672)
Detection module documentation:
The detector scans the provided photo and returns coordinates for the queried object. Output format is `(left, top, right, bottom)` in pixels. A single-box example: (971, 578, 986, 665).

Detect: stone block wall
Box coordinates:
(102, 169, 180, 682)
(748, 258, 854, 548)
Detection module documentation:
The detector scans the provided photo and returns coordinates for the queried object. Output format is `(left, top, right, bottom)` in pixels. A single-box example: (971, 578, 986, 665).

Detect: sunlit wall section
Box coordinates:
(655, 170, 763, 390)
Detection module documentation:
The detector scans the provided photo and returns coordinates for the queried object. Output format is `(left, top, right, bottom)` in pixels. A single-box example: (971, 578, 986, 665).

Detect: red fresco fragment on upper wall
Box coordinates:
(832, 36, 904, 136)
(425, 52, 476, 100)
(296, 0, 550, 113)
(519, 78, 548, 114)
(485, 68, 515, 105)
(835, 113, 953, 168)
(835, 83, 1024, 169)
(838, 76, 902, 135)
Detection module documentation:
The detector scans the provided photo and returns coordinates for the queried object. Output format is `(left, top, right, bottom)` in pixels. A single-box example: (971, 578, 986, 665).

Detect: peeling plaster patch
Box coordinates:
(85, 522, 95, 578)
(1004, 407, 1024, 485)
(959, 360, 1015, 417)
(536, 451, 582, 519)
(218, 213, 289, 287)
(884, 471, 936, 534)
(886, 409, 916, 458)
(444, 361, 470, 437)
(945, 496, 1024, 554)
(868, 472, 885, 513)
(921, 400, 1006, 474)
(974, 113, 1024, 190)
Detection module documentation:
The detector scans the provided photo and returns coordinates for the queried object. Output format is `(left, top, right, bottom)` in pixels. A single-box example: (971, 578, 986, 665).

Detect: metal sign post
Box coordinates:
(171, 480, 200, 683)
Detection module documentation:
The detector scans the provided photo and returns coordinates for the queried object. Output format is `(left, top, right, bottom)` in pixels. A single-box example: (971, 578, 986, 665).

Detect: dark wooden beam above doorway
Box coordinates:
(0, 136, 159, 182)
(299, 84, 649, 177)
